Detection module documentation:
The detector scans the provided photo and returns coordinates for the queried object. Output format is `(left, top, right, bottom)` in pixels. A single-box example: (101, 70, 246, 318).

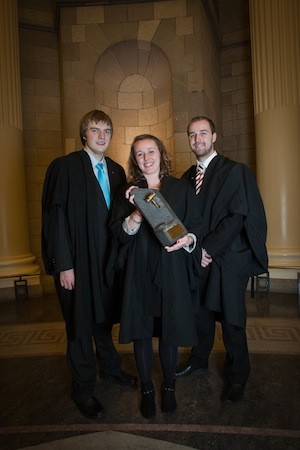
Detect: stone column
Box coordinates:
(0, 0, 39, 298)
(249, 0, 300, 273)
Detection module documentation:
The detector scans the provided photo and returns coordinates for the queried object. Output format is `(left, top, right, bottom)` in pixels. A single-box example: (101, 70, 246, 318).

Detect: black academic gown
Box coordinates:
(42, 150, 126, 339)
(109, 176, 201, 347)
(183, 155, 268, 328)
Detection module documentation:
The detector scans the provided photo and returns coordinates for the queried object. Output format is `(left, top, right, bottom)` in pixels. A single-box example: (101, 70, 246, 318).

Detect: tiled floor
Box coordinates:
(0, 292, 299, 449)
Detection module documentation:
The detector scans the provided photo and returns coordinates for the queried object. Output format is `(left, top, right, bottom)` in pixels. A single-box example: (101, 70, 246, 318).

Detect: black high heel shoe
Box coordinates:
(161, 380, 177, 413)
(140, 381, 156, 418)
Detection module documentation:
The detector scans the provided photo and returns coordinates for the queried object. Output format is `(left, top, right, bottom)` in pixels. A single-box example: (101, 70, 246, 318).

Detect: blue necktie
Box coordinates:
(96, 162, 110, 208)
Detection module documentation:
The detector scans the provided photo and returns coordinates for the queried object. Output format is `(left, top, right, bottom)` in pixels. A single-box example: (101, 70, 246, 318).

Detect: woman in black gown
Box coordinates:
(109, 134, 200, 418)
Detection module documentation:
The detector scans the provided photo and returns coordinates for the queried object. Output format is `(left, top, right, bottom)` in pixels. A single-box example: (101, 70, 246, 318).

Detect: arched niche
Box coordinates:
(94, 40, 174, 173)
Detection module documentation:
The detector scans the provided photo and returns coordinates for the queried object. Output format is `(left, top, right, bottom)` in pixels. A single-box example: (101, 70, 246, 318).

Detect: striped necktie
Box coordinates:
(195, 165, 205, 195)
(96, 162, 110, 208)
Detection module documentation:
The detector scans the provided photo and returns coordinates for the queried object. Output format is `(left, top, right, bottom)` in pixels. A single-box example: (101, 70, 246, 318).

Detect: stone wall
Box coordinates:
(18, 0, 63, 294)
(59, 0, 221, 177)
(218, 0, 256, 173)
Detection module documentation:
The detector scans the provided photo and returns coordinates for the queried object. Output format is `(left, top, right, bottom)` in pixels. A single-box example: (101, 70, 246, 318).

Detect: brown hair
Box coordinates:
(79, 110, 113, 145)
(187, 115, 216, 135)
(128, 134, 172, 181)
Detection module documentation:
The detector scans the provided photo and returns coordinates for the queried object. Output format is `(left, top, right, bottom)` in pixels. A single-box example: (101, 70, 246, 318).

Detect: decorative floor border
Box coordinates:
(0, 317, 299, 358)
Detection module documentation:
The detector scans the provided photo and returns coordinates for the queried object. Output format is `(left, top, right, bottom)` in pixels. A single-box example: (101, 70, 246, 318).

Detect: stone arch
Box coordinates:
(94, 40, 174, 172)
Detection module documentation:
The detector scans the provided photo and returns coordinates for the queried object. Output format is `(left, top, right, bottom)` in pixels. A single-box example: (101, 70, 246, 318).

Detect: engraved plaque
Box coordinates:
(131, 188, 188, 246)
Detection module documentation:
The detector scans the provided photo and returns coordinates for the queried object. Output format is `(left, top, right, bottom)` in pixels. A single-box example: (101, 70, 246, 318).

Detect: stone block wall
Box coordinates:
(18, 0, 63, 294)
(220, 44, 255, 172)
(59, 0, 221, 177)
(218, 0, 256, 173)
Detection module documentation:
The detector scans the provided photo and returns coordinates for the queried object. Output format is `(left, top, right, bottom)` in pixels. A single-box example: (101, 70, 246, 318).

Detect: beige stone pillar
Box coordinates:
(249, 0, 300, 271)
(0, 0, 39, 295)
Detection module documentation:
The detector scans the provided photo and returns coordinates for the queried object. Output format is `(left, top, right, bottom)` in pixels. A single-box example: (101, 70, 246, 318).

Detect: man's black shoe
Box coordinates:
(222, 384, 245, 403)
(175, 364, 207, 378)
(100, 369, 137, 386)
(76, 396, 106, 420)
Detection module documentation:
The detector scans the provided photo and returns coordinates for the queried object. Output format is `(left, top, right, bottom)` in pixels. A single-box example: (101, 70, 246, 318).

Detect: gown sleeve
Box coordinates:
(42, 158, 74, 274)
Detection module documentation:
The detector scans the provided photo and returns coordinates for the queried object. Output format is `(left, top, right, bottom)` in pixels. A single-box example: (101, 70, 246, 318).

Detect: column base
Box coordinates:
(0, 254, 42, 301)
(268, 249, 300, 270)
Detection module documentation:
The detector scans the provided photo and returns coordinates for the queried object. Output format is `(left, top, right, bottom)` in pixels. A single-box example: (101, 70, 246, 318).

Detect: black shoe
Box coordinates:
(161, 381, 177, 413)
(175, 363, 207, 378)
(76, 396, 106, 420)
(140, 382, 156, 418)
(222, 384, 245, 403)
(100, 369, 137, 386)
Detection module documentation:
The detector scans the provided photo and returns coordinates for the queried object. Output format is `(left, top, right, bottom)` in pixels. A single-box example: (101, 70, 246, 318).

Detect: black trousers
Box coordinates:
(189, 303, 250, 386)
(67, 322, 122, 403)
(55, 279, 121, 403)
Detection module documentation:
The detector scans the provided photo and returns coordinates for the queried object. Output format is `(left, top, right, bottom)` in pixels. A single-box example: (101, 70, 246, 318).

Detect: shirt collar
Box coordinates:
(197, 151, 217, 170)
(84, 148, 107, 170)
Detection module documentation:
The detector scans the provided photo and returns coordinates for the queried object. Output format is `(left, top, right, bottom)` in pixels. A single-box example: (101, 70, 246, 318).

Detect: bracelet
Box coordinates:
(131, 215, 142, 224)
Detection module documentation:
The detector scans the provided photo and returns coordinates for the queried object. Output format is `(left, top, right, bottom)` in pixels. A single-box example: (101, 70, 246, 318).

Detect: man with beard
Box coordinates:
(175, 115, 268, 402)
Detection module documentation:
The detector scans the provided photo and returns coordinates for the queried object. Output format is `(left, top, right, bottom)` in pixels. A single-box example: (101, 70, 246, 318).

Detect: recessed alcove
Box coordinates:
(94, 40, 173, 171)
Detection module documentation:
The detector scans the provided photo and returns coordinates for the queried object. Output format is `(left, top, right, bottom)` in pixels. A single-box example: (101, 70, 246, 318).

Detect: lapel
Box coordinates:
(188, 165, 197, 188)
(78, 149, 108, 207)
(186, 155, 225, 198)
(199, 155, 221, 194)
(106, 157, 119, 197)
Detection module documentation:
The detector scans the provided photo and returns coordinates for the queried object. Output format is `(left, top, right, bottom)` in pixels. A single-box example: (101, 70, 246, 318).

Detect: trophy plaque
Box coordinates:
(131, 188, 188, 246)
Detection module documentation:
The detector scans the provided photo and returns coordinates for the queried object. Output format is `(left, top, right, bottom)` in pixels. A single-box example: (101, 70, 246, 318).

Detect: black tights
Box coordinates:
(134, 337, 178, 384)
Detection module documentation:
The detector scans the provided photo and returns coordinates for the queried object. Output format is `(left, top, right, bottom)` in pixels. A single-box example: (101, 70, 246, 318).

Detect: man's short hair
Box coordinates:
(187, 115, 216, 135)
(79, 110, 113, 145)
